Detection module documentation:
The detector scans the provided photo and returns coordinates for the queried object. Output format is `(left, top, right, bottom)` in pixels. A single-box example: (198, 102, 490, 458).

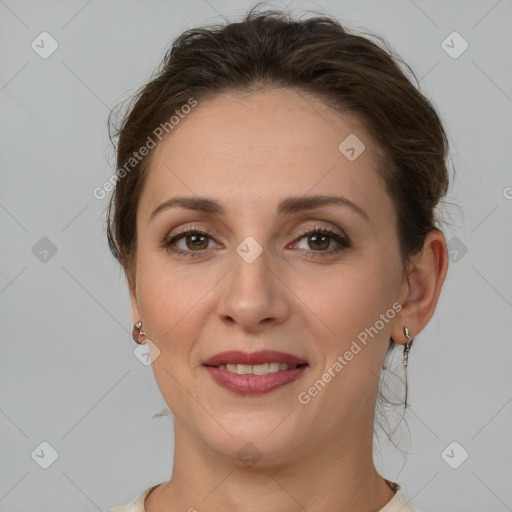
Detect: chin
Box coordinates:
(199, 416, 310, 469)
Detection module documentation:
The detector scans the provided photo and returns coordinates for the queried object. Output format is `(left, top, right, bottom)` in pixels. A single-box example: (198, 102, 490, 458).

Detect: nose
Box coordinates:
(215, 244, 291, 333)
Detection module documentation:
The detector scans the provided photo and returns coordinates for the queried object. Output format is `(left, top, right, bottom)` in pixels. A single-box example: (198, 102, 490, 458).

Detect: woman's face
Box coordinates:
(131, 88, 409, 465)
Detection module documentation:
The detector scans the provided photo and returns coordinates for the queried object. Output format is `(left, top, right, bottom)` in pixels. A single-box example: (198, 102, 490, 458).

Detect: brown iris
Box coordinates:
(308, 234, 330, 250)
(186, 233, 209, 250)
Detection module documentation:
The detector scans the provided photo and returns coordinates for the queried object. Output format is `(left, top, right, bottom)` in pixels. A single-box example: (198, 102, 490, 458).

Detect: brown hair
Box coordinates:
(107, 6, 450, 297)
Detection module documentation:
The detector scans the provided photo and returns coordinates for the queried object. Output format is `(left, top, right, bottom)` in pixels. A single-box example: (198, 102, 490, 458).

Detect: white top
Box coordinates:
(107, 480, 418, 512)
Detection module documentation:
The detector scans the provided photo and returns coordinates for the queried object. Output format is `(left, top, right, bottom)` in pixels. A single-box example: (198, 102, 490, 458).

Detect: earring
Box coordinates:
(132, 321, 147, 345)
(403, 326, 414, 409)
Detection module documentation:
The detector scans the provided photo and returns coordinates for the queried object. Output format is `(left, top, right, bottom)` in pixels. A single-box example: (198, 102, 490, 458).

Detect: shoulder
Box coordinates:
(107, 481, 417, 512)
(106, 483, 163, 512)
(380, 481, 418, 512)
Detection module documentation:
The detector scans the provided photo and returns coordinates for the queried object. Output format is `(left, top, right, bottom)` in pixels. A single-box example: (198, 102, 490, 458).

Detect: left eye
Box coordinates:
(294, 230, 349, 252)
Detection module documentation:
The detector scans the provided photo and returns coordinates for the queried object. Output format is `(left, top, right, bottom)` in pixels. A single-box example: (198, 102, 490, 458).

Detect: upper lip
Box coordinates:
(203, 350, 308, 367)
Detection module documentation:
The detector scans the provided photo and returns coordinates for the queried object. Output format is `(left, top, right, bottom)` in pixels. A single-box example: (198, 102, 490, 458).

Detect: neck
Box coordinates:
(145, 422, 396, 512)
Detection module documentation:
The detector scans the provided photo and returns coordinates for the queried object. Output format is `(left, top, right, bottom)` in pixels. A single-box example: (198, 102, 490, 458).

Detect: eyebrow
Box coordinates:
(149, 194, 369, 222)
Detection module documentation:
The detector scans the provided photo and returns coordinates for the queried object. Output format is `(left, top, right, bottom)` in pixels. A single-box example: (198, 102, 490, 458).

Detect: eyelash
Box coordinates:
(159, 224, 351, 259)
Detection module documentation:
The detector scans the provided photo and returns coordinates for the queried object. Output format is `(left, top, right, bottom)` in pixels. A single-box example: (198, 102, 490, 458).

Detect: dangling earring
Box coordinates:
(132, 321, 147, 345)
(403, 326, 414, 408)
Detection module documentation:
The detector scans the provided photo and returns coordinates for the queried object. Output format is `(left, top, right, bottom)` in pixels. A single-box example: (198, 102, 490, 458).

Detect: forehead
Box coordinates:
(139, 88, 390, 221)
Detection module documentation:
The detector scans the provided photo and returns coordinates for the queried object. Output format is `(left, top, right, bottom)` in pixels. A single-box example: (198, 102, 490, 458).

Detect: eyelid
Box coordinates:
(162, 223, 221, 246)
(168, 223, 217, 239)
(160, 221, 351, 256)
(288, 223, 351, 255)
(163, 221, 346, 243)
(291, 221, 347, 239)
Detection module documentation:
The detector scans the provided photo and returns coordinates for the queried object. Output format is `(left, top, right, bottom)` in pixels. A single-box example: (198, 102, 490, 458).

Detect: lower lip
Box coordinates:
(204, 365, 308, 395)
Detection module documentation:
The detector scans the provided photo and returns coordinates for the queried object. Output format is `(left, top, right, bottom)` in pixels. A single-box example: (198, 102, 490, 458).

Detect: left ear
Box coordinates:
(391, 229, 450, 344)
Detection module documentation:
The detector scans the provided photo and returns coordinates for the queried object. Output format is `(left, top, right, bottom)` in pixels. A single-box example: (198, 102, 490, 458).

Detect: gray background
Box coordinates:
(1, 0, 511, 511)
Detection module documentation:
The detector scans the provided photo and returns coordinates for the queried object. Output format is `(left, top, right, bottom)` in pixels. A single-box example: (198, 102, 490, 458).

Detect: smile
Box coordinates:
(203, 350, 309, 395)
(217, 362, 299, 374)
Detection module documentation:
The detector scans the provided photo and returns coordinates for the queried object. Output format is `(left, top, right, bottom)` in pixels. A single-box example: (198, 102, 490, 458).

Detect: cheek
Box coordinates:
(295, 251, 401, 383)
(299, 263, 399, 414)
(299, 263, 396, 340)
(135, 256, 215, 416)
(134, 251, 219, 363)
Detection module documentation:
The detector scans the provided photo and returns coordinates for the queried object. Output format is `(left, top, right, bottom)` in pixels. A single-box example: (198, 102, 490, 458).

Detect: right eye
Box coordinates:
(160, 227, 219, 257)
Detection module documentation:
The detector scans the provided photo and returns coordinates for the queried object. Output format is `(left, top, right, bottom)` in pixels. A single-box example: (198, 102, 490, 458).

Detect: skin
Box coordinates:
(129, 87, 449, 512)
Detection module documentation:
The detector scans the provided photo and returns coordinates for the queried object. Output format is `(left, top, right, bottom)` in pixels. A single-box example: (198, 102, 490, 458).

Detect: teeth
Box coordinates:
(269, 362, 280, 373)
(216, 362, 299, 375)
(253, 362, 269, 375)
(237, 364, 253, 375)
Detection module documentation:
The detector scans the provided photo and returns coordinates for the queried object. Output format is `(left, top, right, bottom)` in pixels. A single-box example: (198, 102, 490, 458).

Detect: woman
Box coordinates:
(106, 6, 450, 512)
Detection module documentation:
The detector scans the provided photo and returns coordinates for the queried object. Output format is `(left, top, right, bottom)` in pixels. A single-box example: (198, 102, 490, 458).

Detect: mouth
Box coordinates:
(214, 362, 304, 374)
(202, 350, 309, 395)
